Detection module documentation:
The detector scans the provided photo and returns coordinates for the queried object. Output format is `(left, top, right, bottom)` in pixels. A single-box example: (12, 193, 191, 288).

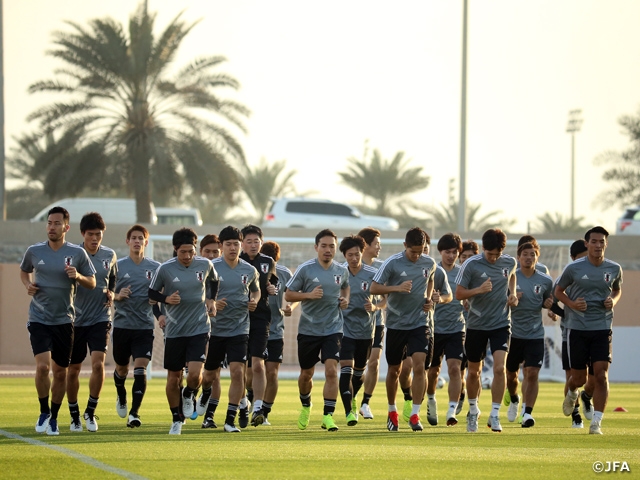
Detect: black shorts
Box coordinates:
(248, 321, 270, 359)
(70, 321, 111, 364)
(205, 335, 248, 370)
(112, 328, 154, 366)
(297, 333, 343, 370)
(340, 336, 373, 368)
(562, 340, 594, 374)
(567, 329, 612, 371)
(372, 325, 385, 349)
(465, 327, 511, 363)
(27, 322, 73, 368)
(265, 338, 284, 363)
(164, 333, 209, 372)
(430, 331, 466, 368)
(385, 325, 430, 367)
(506, 337, 544, 372)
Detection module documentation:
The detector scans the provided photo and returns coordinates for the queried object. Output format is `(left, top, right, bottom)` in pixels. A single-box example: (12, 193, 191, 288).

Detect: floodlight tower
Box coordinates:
(566, 109, 583, 221)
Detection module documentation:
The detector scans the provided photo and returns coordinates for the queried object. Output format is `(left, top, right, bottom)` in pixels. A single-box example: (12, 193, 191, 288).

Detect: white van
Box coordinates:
(31, 198, 157, 225)
(155, 207, 203, 226)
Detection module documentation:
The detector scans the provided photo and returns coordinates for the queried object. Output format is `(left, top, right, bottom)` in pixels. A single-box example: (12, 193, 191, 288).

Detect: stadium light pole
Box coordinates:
(457, 0, 468, 233)
(0, 0, 5, 220)
(566, 109, 583, 221)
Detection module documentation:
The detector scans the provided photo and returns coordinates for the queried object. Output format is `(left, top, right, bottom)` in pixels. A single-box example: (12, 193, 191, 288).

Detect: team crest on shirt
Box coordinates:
(64, 256, 73, 267)
(502, 268, 509, 278)
(274, 281, 281, 294)
(334, 275, 342, 285)
(260, 263, 269, 274)
(361, 281, 369, 291)
(196, 271, 204, 282)
(422, 268, 429, 278)
(604, 272, 612, 283)
(102, 260, 110, 271)
(533, 284, 542, 294)
(241, 274, 249, 285)
(145, 270, 153, 280)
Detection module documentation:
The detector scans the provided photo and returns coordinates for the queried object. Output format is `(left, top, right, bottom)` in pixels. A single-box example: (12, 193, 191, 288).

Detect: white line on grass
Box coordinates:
(0, 429, 148, 480)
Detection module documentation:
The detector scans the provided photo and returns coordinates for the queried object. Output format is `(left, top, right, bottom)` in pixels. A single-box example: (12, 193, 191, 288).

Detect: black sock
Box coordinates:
(525, 406, 533, 415)
(114, 370, 127, 403)
(323, 398, 336, 416)
(68, 401, 80, 420)
(582, 391, 592, 401)
(263, 401, 273, 417)
(340, 366, 354, 414)
(247, 388, 254, 404)
(200, 387, 212, 405)
(51, 402, 61, 420)
(300, 392, 311, 407)
(511, 394, 519, 403)
(402, 386, 412, 402)
(361, 393, 372, 406)
(170, 406, 183, 423)
(85, 396, 99, 417)
(183, 385, 195, 398)
(131, 367, 146, 416)
(39, 396, 50, 415)
(571, 406, 580, 419)
(352, 369, 364, 396)
(225, 404, 238, 426)
(205, 398, 219, 418)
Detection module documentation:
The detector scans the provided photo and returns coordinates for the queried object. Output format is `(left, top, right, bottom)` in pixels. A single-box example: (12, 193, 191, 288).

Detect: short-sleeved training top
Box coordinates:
(268, 265, 293, 341)
(114, 256, 161, 330)
(427, 264, 451, 333)
(370, 258, 385, 327)
(240, 252, 277, 324)
(286, 258, 349, 336)
(20, 241, 96, 325)
(434, 263, 465, 334)
(511, 269, 554, 339)
(342, 263, 378, 340)
(75, 244, 117, 327)
(149, 256, 218, 339)
(210, 257, 259, 337)
(372, 252, 436, 331)
(454, 253, 517, 330)
(556, 256, 623, 331)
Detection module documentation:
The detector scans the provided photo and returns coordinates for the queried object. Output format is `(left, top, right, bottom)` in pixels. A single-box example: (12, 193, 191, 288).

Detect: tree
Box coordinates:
(240, 158, 298, 223)
(535, 212, 587, 234)
(594, 110, 640, 208)
(22, 3, 249, 222)
(338, 148, 430, 217)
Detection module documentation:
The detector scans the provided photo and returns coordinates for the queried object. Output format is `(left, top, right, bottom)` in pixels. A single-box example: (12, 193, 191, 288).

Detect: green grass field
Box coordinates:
(0, 378, 637, 479)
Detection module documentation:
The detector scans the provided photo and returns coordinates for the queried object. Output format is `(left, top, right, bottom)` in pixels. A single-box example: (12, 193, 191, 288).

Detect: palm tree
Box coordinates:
(240, 158, 298, 223)
(23, 3, 249, 222)
(432, 199, 515, 232)
(535, 212, 587, 233)
(338, 148, 430, 217)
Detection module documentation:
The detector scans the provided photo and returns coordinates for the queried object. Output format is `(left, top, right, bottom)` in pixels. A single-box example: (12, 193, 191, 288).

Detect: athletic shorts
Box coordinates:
(248, 321, 270, 360)
(372, 325, 385, 349)
(205, 334, 248, 370)
(464, 327, 511, 363)
(562, 340, 594, 374)
(385, 325, 430, 367)
(297, 333, 343, 370)
(164, 333, 209, 371)
(27, 322, 73, 368)
(70, 321, 111, 364)
(112, 328, 154, 366)
(506, 337, 544, 372)
(430, 331, 466, 368)
(265, 338, 284, 364)
(567, 328, 612, 371)
(340, 336, 373, 368)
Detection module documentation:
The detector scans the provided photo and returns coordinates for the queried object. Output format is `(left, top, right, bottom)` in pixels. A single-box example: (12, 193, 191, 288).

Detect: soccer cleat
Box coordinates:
(503, 389, 511, 407)
(116, 397, 127, 419)
(487, 415, 502, 432)
(387, 411, 399, 432)
(70, 417, 83, 432)
(36, 413, 51, 433)
(196, 393, 209, 416)
(182, 393, 195, 419)
(589, 420, 603, 435)
(521, 413, 535, 428)
(321, 414, 339, 431)
(46, 418, 60, 436)
(351, 397, 358, 416)
(239, 400, 251, 429)
(224, 423, 241, 433)
(298, 405, 312, 430)
(507, 396, 520, 422)
(127, 414, 142, 428)
(466, 412, 478, 433)
(563, 389, 579, 416)
(250, 409, 264, 427)
(571, 411, 583, 429)
(517, 414, 523, 424)
(427, 398, 438, 426)
(446, 410, 458, 426)
(402, 399, 412, 423)
(201, 417, 217, 429)
(359, 403, 374, 420)
(409, 414, 423, 431)
(262, 417, 271, 426)
(83, 412, 98, 432)
(346, 412, 358, 426)
(580, 391, 593, 421)
(456, 390, 465, 415)
(169, 421, 182, 435)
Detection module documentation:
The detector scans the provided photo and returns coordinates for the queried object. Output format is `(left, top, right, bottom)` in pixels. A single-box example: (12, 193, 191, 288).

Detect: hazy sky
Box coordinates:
(5, 0, 640, 232)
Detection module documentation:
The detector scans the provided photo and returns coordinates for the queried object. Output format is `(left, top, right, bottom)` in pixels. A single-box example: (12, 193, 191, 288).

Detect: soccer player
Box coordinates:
(455, 228, 518, 433)
(198, 226, 260, 433)
(517, 235, 550, 275)
(112, 225, 161, 428)
(200, 234, 222, 259)
(286, 229, 350, 432)
(260, 241, 298, 425)
(148, 228, 218, 435)
(67, 212, 117, 432)
(427, 233, 465, 427)
(20, 206, 96, 436)
(357, 227, 386, 420)
(239, 225, 277, 427)
(338, 235, 378, 426)
(370, 227, 435, 432)
(556, 226, 622, 435)
(504, 242, 554, 427)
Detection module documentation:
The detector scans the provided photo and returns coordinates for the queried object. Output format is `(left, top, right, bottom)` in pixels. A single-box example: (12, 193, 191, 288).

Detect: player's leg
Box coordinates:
(445, 358, 462, 425)
(296, 334, 321, 429)
(399, 356, 413, 422)
(360, 325, 384, 417)
(263, 338, 283, 424)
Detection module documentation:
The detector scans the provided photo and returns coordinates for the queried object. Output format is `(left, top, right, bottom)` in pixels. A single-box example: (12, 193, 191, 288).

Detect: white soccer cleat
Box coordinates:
(580, 391, 593, 421)
(589, 420, 603, 435)
(116, 397, 128, 419)
(182, 393, 195, 419)
(563, 390, 579, 416)
(262, 417, 271, 426)
(521, 413, 535, 428)
(487, 415, 502, 432)
(169, 421, 183, 435)
(35, 413, 51, 434)
(359, 403, 374, 420)
(224, 423, 241, 433)
(196, 393, 209, 416)
(427, 398, 438, 426)
(70, 417, 83, 432)
(507, 396, 520, 422)
(84, 413, 98, 432)
(46, 418, 60, 436)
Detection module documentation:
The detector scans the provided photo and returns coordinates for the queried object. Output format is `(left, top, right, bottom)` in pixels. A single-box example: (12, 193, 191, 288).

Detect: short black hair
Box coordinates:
(127, 224, 149, 240)
(461, 240, 479, 254)
(518, 235, 539, 248)
(405, 227, 427, 248)
(219, 225, 243, 243)
(172, 227, 197, 249)
(437, 233, 463, 253)
(339, 235, 365, 255)
(241, 224, 263, 240)
(48, 206, 70, 224)
(357, 227, 381, 246)
(482, 228, 507, 251)
(260, 241, 281, 262)
(200, 234, 221, 250)
(517, 241, 539, 257)
(585, 226, 609, 241)
(315, 229, 337, 245)
(80, 212, 106, 233)
(570, 239, 588, 259)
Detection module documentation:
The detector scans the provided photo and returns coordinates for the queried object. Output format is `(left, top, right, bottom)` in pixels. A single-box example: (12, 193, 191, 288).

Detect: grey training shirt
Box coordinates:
(268, 265, 293, 341)
(75, 244, 117, 327)
(114, 256, 161, 330)
(434, 263, 465, 334)
(511, 269, 554, 339)
(342, 263, 377, 340)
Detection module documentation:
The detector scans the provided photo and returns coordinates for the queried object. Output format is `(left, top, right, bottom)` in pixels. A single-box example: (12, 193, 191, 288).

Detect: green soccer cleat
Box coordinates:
(298, 405, 312, 430)
(351, 397, 358, 420)
(503, 389, 511, 407)
(321, 414, 339, 431)
(346, 411, 358, 426)
(402, 399, 412, 423)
